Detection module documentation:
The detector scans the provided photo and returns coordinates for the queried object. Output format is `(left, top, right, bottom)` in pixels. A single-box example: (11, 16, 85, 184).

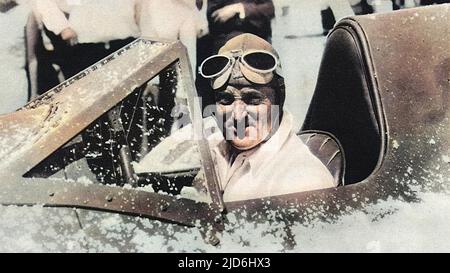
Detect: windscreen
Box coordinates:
(24, 63, 212, 204)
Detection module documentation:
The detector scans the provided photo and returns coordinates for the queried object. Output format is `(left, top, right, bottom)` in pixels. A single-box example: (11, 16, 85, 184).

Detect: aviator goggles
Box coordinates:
(199, 50, 282, 89)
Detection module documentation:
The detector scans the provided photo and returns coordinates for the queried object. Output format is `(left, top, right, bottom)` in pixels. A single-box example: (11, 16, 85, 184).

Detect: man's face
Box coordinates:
(215, 84, 278, 150)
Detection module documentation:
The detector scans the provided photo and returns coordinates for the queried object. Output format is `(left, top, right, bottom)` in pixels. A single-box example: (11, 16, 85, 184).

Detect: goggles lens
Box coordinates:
(241, 51, 277, 72)
(200, 55, 231, 78)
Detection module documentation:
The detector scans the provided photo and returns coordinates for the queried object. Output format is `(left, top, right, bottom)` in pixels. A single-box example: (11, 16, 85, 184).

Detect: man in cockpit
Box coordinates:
(199, 33, 335, 202)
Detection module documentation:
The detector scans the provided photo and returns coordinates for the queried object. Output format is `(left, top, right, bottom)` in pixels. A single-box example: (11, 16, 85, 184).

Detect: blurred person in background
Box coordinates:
(207, 0, 275, 50)
(138, 0, 207, 133)
(350, 0, 374, 14)
(320, 0, 380, 36)
(139, 0, 206, 76)
(32, 0, 140, 84)
(392, 0, 405, 9)
(320, 0, 355, 35)
(0, 0, 18, 12)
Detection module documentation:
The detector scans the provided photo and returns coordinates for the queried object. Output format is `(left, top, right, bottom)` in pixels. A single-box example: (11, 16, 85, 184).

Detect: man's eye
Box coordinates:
(219, 99, 233, 105)
(243, 97, 265, 105)
(216, 94, 235, 105)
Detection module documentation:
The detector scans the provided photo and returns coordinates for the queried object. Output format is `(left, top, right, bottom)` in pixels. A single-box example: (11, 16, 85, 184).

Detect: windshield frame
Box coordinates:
(0, 38, 225, 228)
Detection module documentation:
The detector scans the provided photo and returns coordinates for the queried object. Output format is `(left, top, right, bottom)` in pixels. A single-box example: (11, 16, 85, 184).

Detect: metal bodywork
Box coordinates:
(0, 5, 448, 250)
(0, 39, 224, 235)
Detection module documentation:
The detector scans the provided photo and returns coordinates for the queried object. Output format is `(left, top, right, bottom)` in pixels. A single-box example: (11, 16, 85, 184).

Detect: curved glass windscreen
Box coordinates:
(24, 61, 212, 204)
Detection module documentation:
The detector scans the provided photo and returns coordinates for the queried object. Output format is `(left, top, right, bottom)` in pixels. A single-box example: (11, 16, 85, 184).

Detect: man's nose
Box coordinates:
(232, 100, 247, 121)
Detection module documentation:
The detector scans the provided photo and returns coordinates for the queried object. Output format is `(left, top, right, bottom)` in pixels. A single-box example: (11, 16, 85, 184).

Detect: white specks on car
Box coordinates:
(392, 140, 400, 149)
(407, 167, 413, 175)
(442, 155, 450, 164)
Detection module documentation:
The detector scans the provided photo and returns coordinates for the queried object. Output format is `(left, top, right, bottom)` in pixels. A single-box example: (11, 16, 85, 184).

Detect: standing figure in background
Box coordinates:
(349, 0, 374, 15)
(32, 0, 140, 81)
(320, 0, 355, 36)
(139, 0, 206, 133)
(207, 0, 275, 51)
(139, 0, 205, 77)
(392, 0, 405, 9)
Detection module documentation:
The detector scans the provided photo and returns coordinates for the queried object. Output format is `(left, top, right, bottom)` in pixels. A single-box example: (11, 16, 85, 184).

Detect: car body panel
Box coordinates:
(0, 206, 209, 252)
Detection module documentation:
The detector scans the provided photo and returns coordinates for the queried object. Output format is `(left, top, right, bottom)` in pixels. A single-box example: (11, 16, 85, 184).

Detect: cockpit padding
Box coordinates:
(302, 26, 381, 184)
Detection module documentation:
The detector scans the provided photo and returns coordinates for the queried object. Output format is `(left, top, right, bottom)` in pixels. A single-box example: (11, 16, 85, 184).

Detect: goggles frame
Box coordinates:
(199, 49, 280, 86)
